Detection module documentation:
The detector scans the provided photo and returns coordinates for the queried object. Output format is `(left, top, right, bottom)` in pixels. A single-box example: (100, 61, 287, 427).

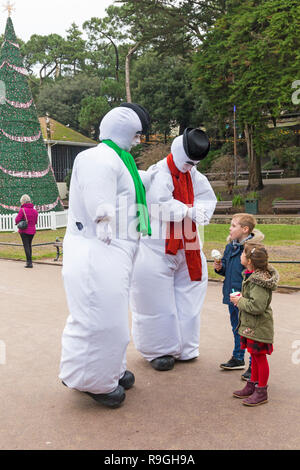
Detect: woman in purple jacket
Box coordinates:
(15, 195, 39, 268)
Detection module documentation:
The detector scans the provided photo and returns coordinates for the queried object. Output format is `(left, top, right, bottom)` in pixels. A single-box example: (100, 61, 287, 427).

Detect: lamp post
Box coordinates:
(233, 105, 238, 186)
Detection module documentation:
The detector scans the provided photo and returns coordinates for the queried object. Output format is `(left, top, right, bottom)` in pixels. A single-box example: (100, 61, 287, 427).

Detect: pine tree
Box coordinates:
(0, 16, 64, 214)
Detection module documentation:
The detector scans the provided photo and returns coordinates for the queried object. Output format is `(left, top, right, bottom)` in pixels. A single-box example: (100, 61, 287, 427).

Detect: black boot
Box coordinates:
(151, 355, 175, 371)
(85, 385, 126, 408)
(119, 370, 135, 390)
(25, 262, 33, 268)
(241, 364, 252, 381)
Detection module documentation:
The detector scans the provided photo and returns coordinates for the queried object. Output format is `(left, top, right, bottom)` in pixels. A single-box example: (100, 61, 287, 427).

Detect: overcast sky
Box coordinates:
(0, 0, 116, 41)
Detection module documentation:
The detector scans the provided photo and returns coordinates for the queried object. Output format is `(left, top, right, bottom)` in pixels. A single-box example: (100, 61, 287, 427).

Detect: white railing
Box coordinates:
(0, 213, 16, 232)
(0, 211, 68, 232)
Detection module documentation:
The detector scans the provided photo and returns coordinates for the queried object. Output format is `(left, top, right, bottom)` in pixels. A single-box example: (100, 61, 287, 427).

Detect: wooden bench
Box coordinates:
(0, 239, 64, 262)
(215, 201, 233, 214)
(53, 237, 63, 262)
(263, 169, 284, 179)
(205, 170, 285, 180)
(204, 172, 226, 181)
(241, 170, 284, 179)
(272, 200, 300, 214)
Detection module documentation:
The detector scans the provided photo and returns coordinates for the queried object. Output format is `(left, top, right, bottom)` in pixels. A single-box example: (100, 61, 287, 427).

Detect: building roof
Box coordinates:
(39, 117, 98, 146)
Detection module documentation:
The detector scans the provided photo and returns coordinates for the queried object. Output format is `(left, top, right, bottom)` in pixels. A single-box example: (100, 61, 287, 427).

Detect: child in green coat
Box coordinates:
(230, 243, 279, 406)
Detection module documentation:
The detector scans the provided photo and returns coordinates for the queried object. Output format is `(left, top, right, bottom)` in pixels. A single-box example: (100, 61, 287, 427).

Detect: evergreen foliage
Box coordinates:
(0, 17, 63, 214)
(192, 0, 300, 189)
(3, 1, 299, 189)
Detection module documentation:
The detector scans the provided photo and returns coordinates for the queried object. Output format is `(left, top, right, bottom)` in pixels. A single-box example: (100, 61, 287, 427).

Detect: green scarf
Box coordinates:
(102, 139, 152, 236)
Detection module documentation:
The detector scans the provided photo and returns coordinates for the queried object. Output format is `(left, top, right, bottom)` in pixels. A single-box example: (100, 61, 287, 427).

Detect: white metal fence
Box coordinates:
(0, 210, 68, 232)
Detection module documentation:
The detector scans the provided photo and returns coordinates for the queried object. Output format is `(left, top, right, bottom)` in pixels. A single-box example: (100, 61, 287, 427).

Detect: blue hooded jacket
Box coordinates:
(215, 229, 265, 305)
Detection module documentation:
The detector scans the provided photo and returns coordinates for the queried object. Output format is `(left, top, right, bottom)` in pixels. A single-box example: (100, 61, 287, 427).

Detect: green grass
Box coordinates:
(204, 224, 300, 245)
(40, 117, 97, 144)
(0, 228, 66, 261)
(1, 225, 299, 287)
(202, 224, 300, 287)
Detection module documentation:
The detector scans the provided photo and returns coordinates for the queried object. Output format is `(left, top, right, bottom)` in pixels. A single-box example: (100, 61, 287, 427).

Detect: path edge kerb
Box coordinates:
(1, 257, 299, 292)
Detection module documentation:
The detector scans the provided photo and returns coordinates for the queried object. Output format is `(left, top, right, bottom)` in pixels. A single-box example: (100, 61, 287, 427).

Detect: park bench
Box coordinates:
(204, 172, 226, 180)
(0, 238, 64, 262)
(263, 169, 284, 179)
(53, 237, 64, 262)
(205, 169, 285, 180)
(238, 169, 284, 179)
(214, 201, 233, 214)
(272, 200, 300, 214)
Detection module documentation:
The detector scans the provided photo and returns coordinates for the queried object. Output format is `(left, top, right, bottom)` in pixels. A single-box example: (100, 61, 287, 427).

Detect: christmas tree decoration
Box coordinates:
(0, 15, 64, 214)
(3, 1, 15, 18)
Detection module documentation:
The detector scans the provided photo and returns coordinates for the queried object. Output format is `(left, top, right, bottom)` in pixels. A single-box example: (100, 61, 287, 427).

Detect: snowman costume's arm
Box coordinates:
(145, 164, 188, 223)
(77, 147, 118, 243)
(146, 133, 217, 226)
(144, 164, 217, 225)
(187, 168, 217, 226)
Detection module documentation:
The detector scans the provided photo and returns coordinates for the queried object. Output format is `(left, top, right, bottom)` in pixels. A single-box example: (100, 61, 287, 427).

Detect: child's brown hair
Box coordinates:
(232, 213, 256, 234)
(244, 243, 268, 271)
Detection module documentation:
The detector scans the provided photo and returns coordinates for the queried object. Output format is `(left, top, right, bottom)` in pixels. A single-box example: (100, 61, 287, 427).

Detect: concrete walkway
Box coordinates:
(0, 259, 300, 450)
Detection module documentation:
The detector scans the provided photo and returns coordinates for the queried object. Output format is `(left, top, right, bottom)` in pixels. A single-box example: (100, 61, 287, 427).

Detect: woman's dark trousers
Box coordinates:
(20, 233, 34, 266)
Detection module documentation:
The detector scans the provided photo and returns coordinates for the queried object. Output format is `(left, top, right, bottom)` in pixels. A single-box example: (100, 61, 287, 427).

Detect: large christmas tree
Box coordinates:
(0, 15, 64, 214)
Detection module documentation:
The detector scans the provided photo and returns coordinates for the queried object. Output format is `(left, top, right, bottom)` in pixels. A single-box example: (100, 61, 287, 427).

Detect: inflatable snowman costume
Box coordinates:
(59, 104, 151, 407)
(130, 129, 217, 371)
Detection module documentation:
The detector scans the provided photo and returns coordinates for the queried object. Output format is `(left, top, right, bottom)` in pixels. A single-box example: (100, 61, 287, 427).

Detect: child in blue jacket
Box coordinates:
(214, 213, 264, 380)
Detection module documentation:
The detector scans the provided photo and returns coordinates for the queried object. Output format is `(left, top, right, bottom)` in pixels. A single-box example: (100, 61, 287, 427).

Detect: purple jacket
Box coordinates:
(15, 203, 39, 235)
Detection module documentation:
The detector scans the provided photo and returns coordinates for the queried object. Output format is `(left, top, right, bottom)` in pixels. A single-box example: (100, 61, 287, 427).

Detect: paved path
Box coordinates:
(1, 259, 300, 450)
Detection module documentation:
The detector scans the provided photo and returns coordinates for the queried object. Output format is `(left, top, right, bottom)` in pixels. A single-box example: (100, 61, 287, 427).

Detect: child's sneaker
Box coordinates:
(220, 356, 245, 370)
(241, 365, 252, 381)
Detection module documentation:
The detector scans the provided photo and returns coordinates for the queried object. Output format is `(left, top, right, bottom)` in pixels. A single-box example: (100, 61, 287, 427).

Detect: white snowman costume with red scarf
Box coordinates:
(130, 134, 217, 362)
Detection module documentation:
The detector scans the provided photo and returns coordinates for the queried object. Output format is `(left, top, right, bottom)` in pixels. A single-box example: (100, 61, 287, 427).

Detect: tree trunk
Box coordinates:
(244, 123, 263, 191)
(55, 62, 60, 78)
(179, 122, 188, 134)
(98, 31, 120, 82)
(125, 42, 140, 103)
(39, 64, 46, 85)
(110, 38, 119, 82)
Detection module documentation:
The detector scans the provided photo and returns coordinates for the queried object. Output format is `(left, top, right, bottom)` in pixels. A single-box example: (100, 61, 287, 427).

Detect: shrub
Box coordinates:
(209, 154, 245, 194)
(136, 143, 169, 170)
(197, 149, 222, 173)
(266, 146, 300, 173)
(272, 197, 284, 203)
(130, 143, 144, 163)
(65, 170, 72, 192)
(246, 191, 259, 200)
(232, 194, 245, 207)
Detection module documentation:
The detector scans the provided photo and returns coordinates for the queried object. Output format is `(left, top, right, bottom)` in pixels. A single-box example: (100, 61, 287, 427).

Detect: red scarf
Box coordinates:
(165, 153, 202, 281)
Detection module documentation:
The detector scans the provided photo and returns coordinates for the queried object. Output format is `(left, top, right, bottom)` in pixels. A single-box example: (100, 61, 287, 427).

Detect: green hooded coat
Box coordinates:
(237, 265, 279, 344)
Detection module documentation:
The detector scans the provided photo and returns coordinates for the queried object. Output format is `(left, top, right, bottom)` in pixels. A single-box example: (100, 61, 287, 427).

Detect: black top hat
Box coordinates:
(120, 102, 151, 134)
(183, 128, 210, 161)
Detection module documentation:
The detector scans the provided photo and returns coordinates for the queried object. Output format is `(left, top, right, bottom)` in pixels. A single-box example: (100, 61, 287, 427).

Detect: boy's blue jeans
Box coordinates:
(228, 304, 245, 361)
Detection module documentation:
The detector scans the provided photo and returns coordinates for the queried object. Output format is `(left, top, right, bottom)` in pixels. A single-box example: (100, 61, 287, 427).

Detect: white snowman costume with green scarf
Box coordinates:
(59, 106, 149, 394)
